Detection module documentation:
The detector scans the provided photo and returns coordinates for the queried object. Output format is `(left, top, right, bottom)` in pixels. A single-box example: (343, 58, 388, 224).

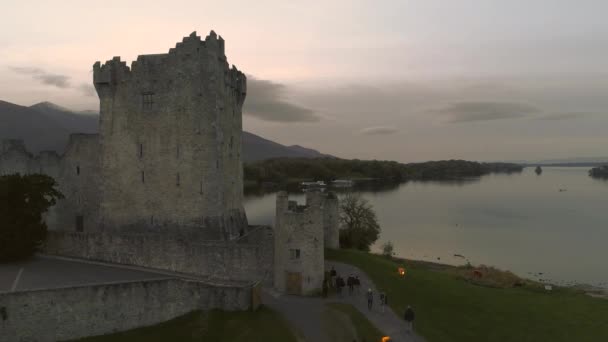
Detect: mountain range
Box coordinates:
(0, 100, 329, 162)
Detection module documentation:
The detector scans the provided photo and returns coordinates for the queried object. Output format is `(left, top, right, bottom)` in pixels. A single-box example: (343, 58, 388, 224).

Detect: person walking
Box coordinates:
(404, 305, 415, 333)
(379, 291, 388, 313)
(347, 274, 354, 295)
(330, 267, 337, 288)
(336, 276, 345, 296)
(354, 275, 361, 293)
(367, 289, 374, 311)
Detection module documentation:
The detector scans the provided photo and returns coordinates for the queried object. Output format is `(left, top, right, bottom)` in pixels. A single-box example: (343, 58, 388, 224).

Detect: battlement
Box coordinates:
(1, 139, 29, 155)
(93, 31, 245, 101)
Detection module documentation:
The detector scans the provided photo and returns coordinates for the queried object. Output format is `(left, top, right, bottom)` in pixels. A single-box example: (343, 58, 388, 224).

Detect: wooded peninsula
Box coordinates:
(244, 158, 523, 184)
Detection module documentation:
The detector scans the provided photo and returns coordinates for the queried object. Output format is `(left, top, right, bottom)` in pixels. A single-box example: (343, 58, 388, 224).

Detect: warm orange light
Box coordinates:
(398, 267, 406, 276)
(382, 336, 392, 342)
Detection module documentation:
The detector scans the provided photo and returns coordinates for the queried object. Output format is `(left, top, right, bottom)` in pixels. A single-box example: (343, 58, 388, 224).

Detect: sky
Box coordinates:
(1, 0, 607, 162)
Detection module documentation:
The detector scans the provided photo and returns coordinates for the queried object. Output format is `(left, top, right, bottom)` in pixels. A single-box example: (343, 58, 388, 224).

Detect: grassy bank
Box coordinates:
(73, 306, 298, 342)
(327, 249, 608, 342)
(325, 302, 385, 341)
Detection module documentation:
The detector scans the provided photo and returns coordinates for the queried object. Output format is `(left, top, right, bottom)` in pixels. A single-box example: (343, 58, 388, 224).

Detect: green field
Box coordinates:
(326, 248, 608, 342)
(73, 306, 298, 342)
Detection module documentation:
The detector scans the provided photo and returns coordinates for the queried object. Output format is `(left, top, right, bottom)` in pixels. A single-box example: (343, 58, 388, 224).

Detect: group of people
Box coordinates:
(325, 266, 416, 336)
(366, 288, 388, 312)
(325, 267, 362, 297)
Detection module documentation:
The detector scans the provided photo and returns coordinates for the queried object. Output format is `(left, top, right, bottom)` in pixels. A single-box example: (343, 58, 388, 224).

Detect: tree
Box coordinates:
(0, 174, 63, 261)
(339, 193, 381, 251)
(381, 241, 394, 258)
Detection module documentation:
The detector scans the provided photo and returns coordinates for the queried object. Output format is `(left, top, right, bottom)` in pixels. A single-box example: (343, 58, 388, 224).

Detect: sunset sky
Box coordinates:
(1, 0, 607, 162)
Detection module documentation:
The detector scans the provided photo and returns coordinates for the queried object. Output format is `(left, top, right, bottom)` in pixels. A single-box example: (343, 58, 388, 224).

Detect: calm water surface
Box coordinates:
(244, 167, 608, 287)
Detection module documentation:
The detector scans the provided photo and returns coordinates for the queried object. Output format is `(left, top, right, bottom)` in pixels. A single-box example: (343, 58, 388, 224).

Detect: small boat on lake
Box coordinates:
(301, 181, 327, 190)
(331, 179, 354, 188)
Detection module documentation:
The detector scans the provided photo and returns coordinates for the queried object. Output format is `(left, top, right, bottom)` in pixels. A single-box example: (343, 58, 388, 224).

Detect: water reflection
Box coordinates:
(244, 167, 608, 288)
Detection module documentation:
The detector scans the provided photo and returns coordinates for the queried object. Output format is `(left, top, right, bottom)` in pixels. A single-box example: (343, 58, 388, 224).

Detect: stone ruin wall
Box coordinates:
(43, 227, 274, 285)
(0, 278, 252, 342)
(322, 192, 340, 249)
(0, 136, 101, 233)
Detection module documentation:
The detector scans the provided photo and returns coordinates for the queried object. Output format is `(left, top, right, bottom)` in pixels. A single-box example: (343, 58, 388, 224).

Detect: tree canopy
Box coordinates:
(339, 193, 381, 251)
(0, 174, 63, 261)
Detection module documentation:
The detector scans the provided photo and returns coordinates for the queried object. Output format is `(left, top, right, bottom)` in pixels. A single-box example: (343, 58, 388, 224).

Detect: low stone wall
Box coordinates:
(43, 229, 274, 285)
(0, 278, 251, 342)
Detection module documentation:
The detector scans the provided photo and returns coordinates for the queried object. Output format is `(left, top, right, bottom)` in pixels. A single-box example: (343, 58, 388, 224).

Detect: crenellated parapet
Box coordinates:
(2, 139, 31, 156)
(92, 31, 246, 103)
(93, 57, 131, 89)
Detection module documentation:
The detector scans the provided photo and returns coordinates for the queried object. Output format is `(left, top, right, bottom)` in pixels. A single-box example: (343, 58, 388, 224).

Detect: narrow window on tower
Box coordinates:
(199, 181, 203, 194)
(139, 144, 143, 158)
(75, 215, 84, 232)
(289, 249, 301, 260)
(176, 173, 180, 187)
(141, 171, 145, 183)
(142, 92, 154, 109)
(76, 165, 80, 175)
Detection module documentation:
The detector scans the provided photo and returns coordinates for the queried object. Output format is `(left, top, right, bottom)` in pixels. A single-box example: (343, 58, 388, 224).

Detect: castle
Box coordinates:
(1, 31, 247, 239)
(0, 31, 340, 341)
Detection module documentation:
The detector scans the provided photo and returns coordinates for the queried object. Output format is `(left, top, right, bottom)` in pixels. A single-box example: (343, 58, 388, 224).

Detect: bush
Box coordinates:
(0, 174, 63, 261)
(381, 241, 394, 258)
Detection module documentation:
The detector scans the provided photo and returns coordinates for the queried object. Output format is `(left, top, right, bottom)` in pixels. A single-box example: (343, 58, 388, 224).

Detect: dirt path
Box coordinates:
(263, 261, 425, 342)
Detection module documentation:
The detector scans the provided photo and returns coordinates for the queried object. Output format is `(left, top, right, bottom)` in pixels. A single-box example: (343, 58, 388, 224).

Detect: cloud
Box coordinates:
(77, 83, 96, 97)
(435, 101, 541, 123)
(536, 112, 591, 121)
(360, 126, 399, 135)
(9, 66, 71, 88)
(244, 77, 319, 122)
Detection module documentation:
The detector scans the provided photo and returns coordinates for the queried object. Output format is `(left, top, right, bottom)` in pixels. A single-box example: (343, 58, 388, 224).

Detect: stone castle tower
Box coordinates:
(274, 191, 340, 295)
(93, 31, 247, 238)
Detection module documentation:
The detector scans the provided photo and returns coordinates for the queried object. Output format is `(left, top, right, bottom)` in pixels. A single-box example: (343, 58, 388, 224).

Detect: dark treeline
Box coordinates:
(243, 158, 523, 184)
(589, 165, 608, 179)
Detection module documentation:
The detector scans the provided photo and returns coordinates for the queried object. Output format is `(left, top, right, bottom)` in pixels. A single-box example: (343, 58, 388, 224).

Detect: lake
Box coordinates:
(244, 167, 608, 288)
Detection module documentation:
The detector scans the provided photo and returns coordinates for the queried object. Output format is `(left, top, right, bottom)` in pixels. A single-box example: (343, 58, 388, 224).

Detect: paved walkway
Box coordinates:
(263, 261, 425, 342)
(0, 255, 171, 292)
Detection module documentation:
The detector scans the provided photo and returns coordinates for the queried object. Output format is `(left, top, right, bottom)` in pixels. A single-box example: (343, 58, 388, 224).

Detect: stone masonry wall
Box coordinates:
(321, 193, 340, 249)
(0, 278, 251, 342)
(94, 31, 247, 238)
(44, 229, 274, 285)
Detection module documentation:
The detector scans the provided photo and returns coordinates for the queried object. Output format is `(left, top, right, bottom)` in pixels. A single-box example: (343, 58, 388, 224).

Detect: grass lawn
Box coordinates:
(325, 302, 385, 341)
(327, 248, 608, 342)
(73, 306, 298, 342)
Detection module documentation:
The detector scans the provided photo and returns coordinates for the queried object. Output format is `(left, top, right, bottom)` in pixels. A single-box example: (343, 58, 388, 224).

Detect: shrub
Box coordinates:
(0, 174, 63, 261)
(381, 241, 394, 258)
